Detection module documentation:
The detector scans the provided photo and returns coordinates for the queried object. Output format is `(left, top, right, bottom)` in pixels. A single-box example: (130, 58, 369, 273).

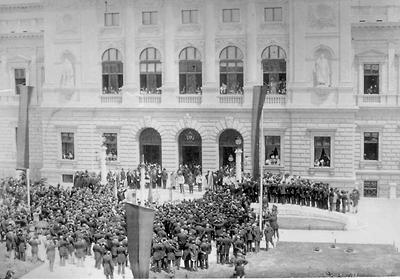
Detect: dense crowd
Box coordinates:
(0, 165, 360, 278)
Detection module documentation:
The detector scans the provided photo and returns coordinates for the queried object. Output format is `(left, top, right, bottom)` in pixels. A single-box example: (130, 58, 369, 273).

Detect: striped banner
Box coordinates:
(16, 85, 33, 170)
(251, 85, 267, 179)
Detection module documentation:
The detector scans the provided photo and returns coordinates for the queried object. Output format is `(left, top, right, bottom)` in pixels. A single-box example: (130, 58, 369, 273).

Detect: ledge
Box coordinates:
(359, 160, 383, 170)
(308, 167, 335, 176)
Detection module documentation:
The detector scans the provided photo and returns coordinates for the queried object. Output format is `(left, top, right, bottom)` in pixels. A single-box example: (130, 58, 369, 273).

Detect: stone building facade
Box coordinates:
(0, 0, 400, 198)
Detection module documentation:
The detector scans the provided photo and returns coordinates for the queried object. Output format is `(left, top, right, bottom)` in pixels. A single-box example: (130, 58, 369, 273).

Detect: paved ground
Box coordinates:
(20, 189, 400, 279)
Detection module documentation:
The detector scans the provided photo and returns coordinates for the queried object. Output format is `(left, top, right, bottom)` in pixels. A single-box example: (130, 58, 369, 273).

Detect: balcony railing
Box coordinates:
(178, 94, 202, 104)
(139, 94, 161, 104)
(218, 94, 244, 104)
(356, 94, 399, 107)
(100, 94, 122, 104)
(264, 94, 287, 105)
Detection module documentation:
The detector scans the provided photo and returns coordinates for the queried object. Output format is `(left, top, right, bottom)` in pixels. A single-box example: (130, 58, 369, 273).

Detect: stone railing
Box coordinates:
(264, 94, 287, 105)
(356, 94, 399, 107)
(139, 94, 161, 104)
(178, 94, 202, 104)
(100, 94, 122, 104)
(218, 94, 244, 104)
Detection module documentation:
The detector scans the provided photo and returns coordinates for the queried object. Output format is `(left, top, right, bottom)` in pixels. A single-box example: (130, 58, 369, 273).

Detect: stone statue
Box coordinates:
(314, 53, 330, 87)
(59, 56, 74, 88)
(0, 55, 10, 90)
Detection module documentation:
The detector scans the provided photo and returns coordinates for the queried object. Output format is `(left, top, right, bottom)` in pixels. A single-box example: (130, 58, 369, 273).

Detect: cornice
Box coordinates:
(0, 3, 43, 12)
(352, 22, 400, 29)
(0, 32, 43, 40)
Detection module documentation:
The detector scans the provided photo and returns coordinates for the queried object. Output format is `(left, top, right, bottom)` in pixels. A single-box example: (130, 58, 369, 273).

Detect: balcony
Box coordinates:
(355, 94, 399, 107)
(100, 94, 122, 104)
(218, 94, 244, 104)
(139, 94, 161, 104)
(264, 94, 287, 105)
(178, 94, 202, 104)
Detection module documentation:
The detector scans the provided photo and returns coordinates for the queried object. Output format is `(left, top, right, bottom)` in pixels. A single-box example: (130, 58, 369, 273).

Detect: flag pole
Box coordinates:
(259, 106, 264, 231)
(26, 168, 31, 213)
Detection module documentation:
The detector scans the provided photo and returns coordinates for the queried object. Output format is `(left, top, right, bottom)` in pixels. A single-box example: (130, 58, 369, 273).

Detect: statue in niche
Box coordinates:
(59, 56, 74, 88)
(0, 55, 10, 90)
(314, 53, 331, 87)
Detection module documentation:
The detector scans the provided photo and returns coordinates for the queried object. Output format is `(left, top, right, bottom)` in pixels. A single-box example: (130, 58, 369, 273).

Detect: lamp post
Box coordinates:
(235, 137, 242, 182)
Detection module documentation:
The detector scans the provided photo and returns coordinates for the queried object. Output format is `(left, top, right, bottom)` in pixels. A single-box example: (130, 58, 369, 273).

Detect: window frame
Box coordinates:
(222, 8, 240, 23)
(363, 63, 380, 94)
(263, 133, 285, 167)
(102, 132, 118, 162)
(61, 174, 74, 184)
(363, 132, 379, 161)
(179, 47, 202, 94)
(181, 9, 199, 24)
(61, 132, 75, 161)
(140, 47, 162, 94)
(308, 129, 336, 169)
(358, 125, 383, 167)
(219, 46, 244, 95)
(142, 11, 158, 25)
(363, 180, 378, 197)
(102, 48, 123, 94)
(104, 12, 120, 27)
(264, 7, 283, 22)
(14, 68, 26, 94)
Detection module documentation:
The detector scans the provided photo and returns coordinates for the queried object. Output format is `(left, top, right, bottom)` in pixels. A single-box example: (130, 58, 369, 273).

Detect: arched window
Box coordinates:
(102, 48, 123, 94)
(178, 129, 202, 167)
(219, 129, 243, 168)
(179, 47, 202, 94)
(219, 46, 244, 94)
(139, 128, 162, 165)
(140, 47, 162, 94)
(262, 45, 286, 94)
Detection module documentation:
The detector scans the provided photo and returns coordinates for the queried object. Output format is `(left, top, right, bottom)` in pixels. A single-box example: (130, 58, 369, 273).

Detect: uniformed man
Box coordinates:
(263, 222, 274, 251)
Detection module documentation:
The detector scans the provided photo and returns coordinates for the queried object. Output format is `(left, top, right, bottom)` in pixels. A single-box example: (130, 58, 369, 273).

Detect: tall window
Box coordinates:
(364, 132, 379, 161)
(219, 46, 244, 94)
(62, 174, 74, 183)
(262, 45, 286, 94)
(102, 48, 123, 94)
(265, 136, 281, 165)
(15, 69, 26, 94)
(179, 47, 202, 94)
(314, 136, 331, 167)
(264, 7, 282, 21)
(104, 12, 120, 26)
(182, 10, 198, 24)
(222, 9, 240, 22)
(364, 64, 379, 94)
(61, 132, 74, 160)
(102, 133, 118, 161)
(142, 11, 157, 25)
(140, 47, 162, 94)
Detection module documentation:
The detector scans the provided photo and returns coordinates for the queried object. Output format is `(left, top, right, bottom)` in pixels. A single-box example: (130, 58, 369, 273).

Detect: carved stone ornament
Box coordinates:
(56, 14, 79, 34)
(174, 39, 204, 57)
(308, 4, 336, 29)
(215, 38, 246, 53)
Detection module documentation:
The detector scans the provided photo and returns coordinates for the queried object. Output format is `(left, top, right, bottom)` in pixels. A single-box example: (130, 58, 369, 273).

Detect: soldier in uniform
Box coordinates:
(103, 251, 114, 279)
(198, 238, 211, 269)
(116, 242, 127, 277)
(252, 224, 262, 253)
(57, 235, 69, 266)
(221, 233, 232, 264)
(232, 253, 248, 278)
(28, 235, 40, 263)
(93, 241, 104, 269)
(45, 236, 56, 272)
(5, 228, 15, 259)
(263, 222, 274, 251)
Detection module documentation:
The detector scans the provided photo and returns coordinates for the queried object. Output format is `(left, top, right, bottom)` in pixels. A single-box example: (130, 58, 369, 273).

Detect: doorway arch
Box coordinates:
(178, 129, 202, 167)
(139, 128, 162, 165)
(219, 129, 243, 168)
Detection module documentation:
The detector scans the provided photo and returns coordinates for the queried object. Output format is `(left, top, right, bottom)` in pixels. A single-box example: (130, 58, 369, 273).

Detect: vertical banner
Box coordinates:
(16, 85, 33, 170)
(251, 86, 267, 179)
(125, 203, 155, 279)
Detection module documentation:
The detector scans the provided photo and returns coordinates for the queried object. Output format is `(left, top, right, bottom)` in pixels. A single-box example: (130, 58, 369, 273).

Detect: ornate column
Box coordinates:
(124, 1, 138, 93)
(202, 0, 217, 105)
(163, 1, 177, 103)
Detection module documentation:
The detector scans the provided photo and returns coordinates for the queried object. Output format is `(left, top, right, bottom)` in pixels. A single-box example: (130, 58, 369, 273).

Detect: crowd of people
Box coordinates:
(0, 164, 361, 279)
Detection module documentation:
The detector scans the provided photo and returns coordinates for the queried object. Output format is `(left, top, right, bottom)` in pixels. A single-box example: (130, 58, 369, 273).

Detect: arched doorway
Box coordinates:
(219, 129, 243, 168)
(139, 128, 161, 164)
(178, 129, 202, 167)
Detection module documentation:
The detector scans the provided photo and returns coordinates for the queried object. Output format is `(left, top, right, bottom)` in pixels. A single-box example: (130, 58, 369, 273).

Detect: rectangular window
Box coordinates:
(222, 8, 240, 23)
(61, 132, 74, 160)
(142, 11, 157, 25)
(364, 64, 379, 94)
(264, 7, 282, 22)
(364, 132, 379, 161)
(103, 133, 118, 161)
(265, 136, 281, 165)
(15, 69, 26, 94)
(62, 174, 74, 183)
(182, 9, 198, 24)
(364, 180, 378, 197)
(104, 12, 120, 26)
(314, 136, 331, 167)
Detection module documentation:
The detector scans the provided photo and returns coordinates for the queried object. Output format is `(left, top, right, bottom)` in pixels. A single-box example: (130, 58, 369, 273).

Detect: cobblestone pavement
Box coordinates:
(21, 189, 400, 279)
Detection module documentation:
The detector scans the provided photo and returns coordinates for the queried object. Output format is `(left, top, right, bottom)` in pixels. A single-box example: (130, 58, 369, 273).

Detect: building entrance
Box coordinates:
(219, 129, 243, 169)
(179, 129, 202, 167)
(139, 128, 161, 165)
